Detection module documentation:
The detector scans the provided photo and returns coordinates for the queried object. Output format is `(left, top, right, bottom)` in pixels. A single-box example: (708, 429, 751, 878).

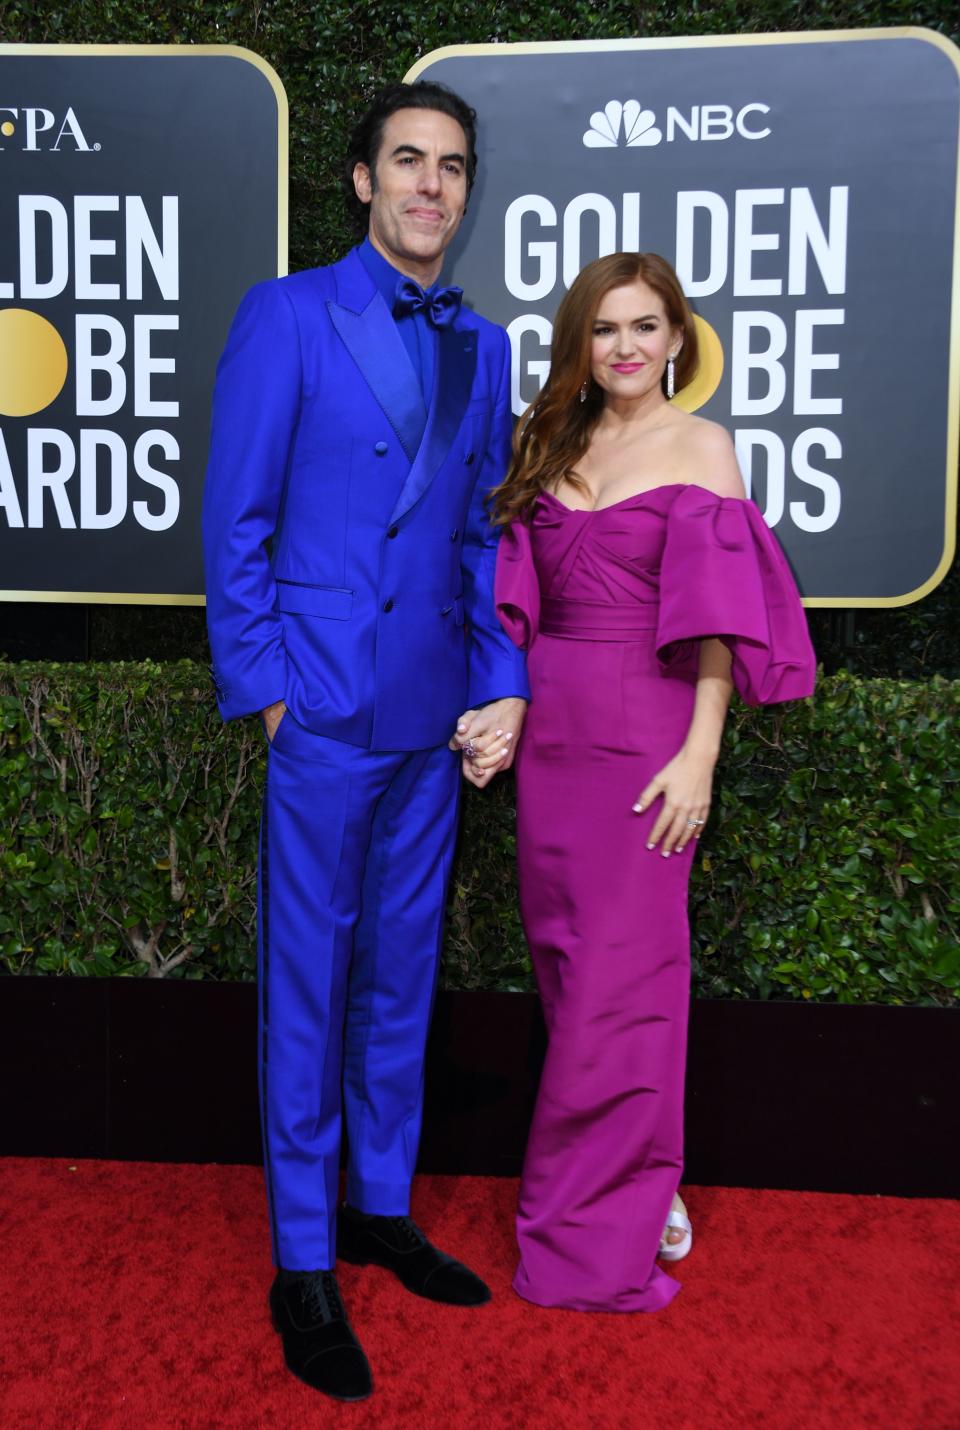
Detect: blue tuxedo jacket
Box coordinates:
(203, 248, 529, 750)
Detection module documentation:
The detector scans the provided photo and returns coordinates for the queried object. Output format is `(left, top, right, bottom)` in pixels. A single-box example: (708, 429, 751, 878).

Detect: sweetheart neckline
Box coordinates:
(540, 480, 743, 514)
(539, 481, 723, 515)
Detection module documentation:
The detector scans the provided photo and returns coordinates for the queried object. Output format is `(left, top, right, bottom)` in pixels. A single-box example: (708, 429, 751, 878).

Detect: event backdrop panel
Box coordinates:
(410, 31, 960, 606)
(0, 45, 286, 604)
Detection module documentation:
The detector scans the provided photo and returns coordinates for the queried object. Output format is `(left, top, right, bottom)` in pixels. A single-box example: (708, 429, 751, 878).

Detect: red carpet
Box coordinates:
(1, 1160, 957, 1428)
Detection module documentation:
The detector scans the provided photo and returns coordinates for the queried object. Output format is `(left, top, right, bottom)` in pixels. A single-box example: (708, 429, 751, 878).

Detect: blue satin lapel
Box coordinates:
(389, 325, 478, 524)
(327, 293, 427, 462)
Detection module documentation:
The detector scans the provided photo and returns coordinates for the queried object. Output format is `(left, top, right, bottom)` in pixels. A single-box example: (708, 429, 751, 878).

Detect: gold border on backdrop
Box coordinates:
(0, 43, 289, 606)
(407, 29, 960, 610)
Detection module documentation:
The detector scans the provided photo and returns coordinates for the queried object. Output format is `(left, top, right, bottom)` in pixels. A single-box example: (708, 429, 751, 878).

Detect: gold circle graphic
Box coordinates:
(1, 121, 14, 137)
(0, 308, 69, 417)
(672, 314, 724, 414)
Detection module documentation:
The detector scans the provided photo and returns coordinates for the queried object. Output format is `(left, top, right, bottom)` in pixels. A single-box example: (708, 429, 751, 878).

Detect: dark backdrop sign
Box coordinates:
(409, 31, 960, 606)
(0, 45, 285, 604)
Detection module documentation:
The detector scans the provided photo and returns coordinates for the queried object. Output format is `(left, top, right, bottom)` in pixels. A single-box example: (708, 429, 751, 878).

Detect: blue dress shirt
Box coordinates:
(358, 237, 437, 403)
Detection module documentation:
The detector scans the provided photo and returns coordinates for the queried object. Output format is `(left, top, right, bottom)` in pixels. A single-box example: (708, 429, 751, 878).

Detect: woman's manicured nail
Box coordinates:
(632, 802, 643, 813)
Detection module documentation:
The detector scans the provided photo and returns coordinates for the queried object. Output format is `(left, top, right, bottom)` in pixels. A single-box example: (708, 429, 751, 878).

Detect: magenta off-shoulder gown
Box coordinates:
(495, 482, 816, 1313)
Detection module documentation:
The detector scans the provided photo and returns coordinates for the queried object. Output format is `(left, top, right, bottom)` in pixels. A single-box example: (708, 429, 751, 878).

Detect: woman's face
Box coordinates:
(589, 279, 681, 403)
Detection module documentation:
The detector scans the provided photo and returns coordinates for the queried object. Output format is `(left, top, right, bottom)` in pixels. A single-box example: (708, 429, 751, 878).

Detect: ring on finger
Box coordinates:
(461, 739, 479, 759)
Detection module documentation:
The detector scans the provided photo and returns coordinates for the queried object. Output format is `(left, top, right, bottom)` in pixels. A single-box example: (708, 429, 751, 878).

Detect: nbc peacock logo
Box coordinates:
(583, 100, 662, 149)
(582, 98, 772, 147)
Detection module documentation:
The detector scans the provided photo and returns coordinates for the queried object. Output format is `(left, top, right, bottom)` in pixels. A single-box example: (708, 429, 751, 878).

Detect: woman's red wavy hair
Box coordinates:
(490, 252, 699, 525)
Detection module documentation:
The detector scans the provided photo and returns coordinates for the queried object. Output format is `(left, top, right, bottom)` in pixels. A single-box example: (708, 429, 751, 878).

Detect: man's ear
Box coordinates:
(353, 162, 373, 204)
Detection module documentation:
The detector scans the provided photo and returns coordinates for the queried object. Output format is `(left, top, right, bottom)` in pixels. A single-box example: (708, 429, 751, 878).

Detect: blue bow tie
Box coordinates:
(393, 277, 463, 329)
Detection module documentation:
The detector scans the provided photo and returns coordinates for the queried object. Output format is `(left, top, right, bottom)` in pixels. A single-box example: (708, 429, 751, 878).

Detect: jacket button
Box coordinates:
(375, 441, 388, 455)
(464, 451, 475, 465)
(387, 525, 399, 539)
(382, 598, 394, 613)
(450, 528, 459, 542)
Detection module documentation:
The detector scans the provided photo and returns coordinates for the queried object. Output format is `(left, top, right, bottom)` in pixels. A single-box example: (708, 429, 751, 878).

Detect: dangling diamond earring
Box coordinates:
(666, 356, 676, 400)
(579, 381, 588, 404)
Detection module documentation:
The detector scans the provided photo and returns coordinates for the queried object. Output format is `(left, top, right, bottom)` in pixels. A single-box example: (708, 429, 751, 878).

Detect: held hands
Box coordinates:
(633, 745, 716, 856)
(449, 698, 527, 788)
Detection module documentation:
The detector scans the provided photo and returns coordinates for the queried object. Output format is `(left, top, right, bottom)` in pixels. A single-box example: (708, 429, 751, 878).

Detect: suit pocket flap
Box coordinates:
(275, 581, 353, 619)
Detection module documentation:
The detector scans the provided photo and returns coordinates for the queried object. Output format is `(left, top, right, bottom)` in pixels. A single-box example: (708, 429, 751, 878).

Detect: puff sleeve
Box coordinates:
(494, 518, 540, 651)
(655, 486, 815, 706)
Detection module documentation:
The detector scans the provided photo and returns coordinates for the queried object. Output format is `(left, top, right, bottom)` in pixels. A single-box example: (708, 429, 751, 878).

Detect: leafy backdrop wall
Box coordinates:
(0, 1, 958, 1000)
(1, 662, 957, 1003)
(2, 0, 957, 677)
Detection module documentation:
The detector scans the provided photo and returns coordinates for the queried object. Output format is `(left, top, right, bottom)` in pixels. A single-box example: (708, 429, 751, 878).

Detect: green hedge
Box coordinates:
(1, 661, 957, 1004)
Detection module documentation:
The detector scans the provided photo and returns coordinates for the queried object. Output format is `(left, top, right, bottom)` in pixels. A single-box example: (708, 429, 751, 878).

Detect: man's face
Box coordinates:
(353, 107, 469, 281)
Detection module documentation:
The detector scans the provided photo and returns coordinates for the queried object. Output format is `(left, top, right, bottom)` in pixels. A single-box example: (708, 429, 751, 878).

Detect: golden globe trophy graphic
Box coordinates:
(671, 316, 723, 415)
(0, 308, 69, 419)
(0, 45, 286, 603)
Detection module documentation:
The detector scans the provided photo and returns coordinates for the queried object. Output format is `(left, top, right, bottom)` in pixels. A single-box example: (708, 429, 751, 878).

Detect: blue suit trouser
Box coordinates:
(258, 712, 460, 1271)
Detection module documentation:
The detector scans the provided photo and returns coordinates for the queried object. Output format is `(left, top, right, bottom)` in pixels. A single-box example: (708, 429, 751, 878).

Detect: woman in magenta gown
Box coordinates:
(485, 253, 815, 1313)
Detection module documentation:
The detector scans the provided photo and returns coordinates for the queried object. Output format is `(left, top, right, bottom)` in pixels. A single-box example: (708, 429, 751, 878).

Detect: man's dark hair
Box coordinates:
(343, 80, 478, 235)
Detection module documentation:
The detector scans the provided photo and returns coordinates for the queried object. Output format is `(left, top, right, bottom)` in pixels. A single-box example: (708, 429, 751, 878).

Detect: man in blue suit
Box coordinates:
(203, 80, 528, 1401)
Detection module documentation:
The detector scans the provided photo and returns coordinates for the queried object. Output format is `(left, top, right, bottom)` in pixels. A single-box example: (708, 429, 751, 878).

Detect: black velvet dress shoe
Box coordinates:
(337, 1204, 492, 1306)
(269, 1268, 372, 1401)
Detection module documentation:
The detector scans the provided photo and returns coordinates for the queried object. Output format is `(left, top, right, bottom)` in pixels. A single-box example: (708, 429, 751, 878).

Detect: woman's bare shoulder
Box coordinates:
(669, 414, 746, 499)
